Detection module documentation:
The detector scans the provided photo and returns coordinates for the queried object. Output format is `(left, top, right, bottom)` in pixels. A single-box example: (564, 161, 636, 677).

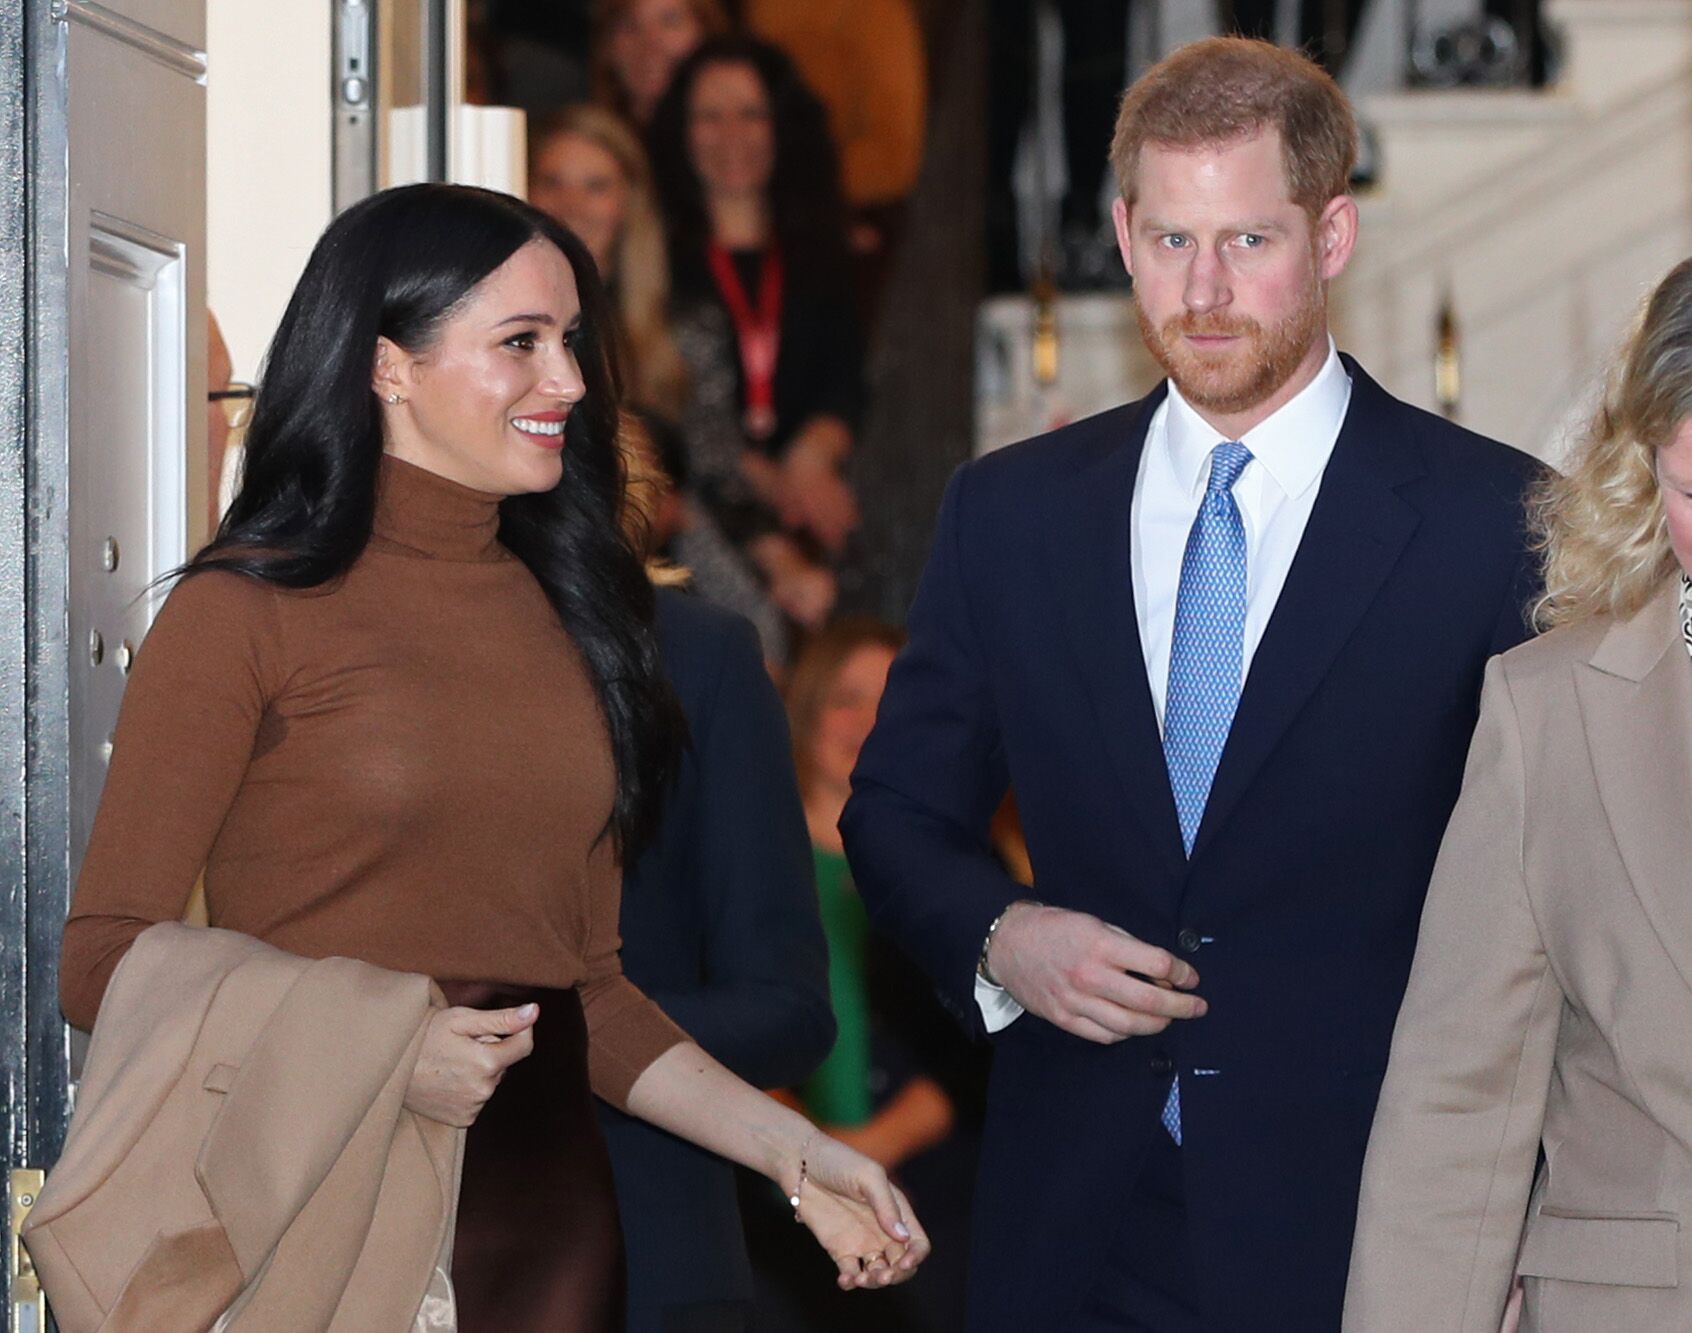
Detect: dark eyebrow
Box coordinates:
(493, 312, 556, 328)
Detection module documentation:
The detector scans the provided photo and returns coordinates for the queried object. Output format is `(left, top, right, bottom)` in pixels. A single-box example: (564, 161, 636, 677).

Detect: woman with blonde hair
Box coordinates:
(529, 104, 686, 421)
(1345, 257, 1692, 1331)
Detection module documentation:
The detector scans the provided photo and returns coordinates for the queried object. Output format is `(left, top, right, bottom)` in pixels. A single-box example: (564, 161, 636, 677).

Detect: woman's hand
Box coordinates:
(620, 1044, 935, 1292)
(774, 427, 858, 555)
(792, 1132, 932, 1290)
(750, 533, 837, 628)
(405, 1002, 538, 1126)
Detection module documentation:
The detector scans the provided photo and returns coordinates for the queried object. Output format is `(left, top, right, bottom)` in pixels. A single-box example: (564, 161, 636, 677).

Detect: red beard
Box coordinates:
(1137, 283, 1326, 418)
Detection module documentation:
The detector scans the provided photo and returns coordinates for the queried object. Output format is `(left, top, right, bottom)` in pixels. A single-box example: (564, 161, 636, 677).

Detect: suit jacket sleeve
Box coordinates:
(1343, 657, 1562, 1331)
(840, 464, 1025, 1033)
(1490, 544, 1542, 658)
(640, 611, 835, 1089)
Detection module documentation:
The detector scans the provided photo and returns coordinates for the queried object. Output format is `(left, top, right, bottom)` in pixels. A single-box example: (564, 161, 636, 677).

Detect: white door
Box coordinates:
(3, 2, 204, 1323)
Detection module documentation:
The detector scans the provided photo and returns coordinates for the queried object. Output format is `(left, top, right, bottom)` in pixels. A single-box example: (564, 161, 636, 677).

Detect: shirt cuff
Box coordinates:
(974, 974, 1025, 1032)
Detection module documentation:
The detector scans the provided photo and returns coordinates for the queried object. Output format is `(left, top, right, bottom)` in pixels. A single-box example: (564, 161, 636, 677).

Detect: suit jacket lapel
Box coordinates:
(1044, 388, 1188, 880)
(1191, 362, 1424, 861)
(1574, 584, 1692, 992)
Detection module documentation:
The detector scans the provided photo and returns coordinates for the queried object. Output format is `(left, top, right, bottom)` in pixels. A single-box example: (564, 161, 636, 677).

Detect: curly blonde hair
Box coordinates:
(529, 105, 688, 420)
(1532, 258, 1692, 629)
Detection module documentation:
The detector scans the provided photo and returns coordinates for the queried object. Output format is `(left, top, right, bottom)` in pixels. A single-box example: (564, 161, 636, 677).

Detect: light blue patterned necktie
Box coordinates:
(1158, 440, 1252, 1145)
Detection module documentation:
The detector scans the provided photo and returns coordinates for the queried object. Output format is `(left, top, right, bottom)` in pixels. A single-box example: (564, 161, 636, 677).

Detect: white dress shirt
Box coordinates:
(976, 340, 1353, 1030)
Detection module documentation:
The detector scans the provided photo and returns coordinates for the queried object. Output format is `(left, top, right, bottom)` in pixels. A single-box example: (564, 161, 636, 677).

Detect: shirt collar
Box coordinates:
(1163, 338, 1351, 500)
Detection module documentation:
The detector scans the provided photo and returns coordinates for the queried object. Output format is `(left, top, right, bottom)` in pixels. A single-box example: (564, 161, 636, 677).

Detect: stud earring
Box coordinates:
(384, 392, 405, 405)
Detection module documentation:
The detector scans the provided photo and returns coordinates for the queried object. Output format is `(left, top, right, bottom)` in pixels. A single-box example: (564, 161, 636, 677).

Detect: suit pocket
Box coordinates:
(1518, 1212, 1679, 1288)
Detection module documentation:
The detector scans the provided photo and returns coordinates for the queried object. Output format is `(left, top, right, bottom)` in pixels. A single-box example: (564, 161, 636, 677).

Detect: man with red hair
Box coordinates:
(845, 37, 1541, 1331)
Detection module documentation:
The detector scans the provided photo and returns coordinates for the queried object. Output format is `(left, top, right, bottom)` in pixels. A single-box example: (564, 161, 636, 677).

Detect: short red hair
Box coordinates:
(1110, 37, 1358, 218)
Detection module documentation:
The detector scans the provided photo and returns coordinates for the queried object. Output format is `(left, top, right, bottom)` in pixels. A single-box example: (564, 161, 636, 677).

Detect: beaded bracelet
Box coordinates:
(788, 1127, 821, 1223)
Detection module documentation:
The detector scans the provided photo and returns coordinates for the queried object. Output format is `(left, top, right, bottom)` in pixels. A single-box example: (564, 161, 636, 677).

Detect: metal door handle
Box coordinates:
(10, 1168, 47, 1331)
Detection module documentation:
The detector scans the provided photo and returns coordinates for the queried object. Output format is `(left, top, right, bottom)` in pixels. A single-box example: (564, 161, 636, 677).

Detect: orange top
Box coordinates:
(60, 455, 686, 1108)
(746, 0, 928, 207)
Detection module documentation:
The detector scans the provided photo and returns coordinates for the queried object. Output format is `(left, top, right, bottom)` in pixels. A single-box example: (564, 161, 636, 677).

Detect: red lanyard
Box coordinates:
(707, 241, 784, 442)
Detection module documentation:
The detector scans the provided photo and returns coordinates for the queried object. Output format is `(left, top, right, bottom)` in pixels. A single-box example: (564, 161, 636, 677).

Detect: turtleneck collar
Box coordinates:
(371, 453, 507, 563)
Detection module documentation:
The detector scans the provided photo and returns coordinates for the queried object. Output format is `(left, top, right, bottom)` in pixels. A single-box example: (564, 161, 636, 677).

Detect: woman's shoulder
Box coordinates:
(144, 565, 296, 665)
(1494, 585, 1679, 702)
(156, 564, 281, 627)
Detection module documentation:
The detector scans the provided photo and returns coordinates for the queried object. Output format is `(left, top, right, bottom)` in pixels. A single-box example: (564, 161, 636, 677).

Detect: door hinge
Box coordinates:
(9, 1168, 48, 1332)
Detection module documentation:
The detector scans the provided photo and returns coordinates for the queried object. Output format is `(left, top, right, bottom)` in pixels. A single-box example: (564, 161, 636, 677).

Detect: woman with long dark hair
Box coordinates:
(649, 36, 861, 631)
(58, 183, 926, 1330)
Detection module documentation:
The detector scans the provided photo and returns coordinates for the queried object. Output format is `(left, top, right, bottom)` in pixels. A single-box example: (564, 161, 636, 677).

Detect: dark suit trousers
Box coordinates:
(1073, 1136, 1201, 1332)
(626, 1301, 748, 1333)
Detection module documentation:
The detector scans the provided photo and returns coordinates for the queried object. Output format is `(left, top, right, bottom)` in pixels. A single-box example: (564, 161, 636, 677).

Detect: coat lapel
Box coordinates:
(1043, 387, 1189, 880)
(1190, 361, 1424, 860)
(1574, 583, 1692, 992)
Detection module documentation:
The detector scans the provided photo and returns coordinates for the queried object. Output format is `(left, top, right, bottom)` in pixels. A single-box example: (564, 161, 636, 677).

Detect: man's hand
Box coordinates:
(985, 902, 1206, 1043)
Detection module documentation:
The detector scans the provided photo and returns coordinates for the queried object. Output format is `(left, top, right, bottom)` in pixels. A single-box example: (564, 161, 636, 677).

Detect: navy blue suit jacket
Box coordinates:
(840, 360, 1541, 1331)
(597, 588, 834, 1311)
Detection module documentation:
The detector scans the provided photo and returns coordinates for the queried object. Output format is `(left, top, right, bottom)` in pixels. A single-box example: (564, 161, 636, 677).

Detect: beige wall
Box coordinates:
(206, 0, 332, 381)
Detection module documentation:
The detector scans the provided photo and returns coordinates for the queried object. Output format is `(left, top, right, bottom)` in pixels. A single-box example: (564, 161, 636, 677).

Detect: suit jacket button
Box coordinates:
(1149, 1053, 1173, 1076)
(1177, 928, 1202, 953)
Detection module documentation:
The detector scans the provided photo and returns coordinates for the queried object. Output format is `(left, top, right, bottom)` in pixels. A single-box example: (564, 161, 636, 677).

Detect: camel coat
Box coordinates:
(23, 922, 463, 1332)
(1345, 580, 1692, 1331)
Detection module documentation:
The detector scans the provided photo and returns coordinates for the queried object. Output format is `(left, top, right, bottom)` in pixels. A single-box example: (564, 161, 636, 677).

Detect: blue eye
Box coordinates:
(1239, 233, 1266, 248)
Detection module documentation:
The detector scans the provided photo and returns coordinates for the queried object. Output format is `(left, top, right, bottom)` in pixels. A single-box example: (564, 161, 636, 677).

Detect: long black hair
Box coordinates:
(647, 35, 850, 295)
(193, 182, 684, 857)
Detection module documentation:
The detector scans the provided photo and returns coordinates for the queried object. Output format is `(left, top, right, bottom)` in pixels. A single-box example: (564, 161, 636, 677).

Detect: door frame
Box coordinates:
(2, 5, 75, 1263)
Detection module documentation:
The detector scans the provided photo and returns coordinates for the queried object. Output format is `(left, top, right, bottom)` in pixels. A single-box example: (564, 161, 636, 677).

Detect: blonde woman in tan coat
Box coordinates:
(1346, 256, 1692, 1331)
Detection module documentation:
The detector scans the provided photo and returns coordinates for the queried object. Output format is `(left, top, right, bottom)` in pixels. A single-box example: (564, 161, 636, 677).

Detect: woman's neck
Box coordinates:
(708, 193, 770, 251)
(803, 783, 848, 853)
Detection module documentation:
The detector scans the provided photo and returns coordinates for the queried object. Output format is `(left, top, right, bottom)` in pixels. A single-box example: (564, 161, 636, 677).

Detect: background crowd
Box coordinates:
(471, 2, 969, 1327)
(472, 0, 927, 669)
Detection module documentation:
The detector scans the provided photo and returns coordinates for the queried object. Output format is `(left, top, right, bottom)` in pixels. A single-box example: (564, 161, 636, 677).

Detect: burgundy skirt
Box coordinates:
(439, 982, 624, 1333)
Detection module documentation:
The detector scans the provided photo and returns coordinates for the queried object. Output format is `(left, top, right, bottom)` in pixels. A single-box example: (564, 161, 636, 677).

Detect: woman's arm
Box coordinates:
(625, 1040, 931, 1288)
(61, 572, 281, 1027)
(830, 1075, 954, 1171)
(1343, 659, 1563, 1332)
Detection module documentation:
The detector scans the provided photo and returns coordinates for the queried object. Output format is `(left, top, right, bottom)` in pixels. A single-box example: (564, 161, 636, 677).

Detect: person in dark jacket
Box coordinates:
(598, 584, 836, 1333)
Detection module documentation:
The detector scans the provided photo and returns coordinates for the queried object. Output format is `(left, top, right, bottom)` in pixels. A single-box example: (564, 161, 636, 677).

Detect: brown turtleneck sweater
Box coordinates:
(60, 455, 686, 1108)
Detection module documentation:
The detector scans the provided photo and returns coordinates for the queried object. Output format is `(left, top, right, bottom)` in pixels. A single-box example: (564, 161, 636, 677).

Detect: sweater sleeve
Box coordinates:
(60, 570, 282, 1029)
(579, 841, 690, 1110)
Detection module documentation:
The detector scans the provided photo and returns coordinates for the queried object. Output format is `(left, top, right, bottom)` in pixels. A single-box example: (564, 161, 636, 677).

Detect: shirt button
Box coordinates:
(1149, 1053, 1174, 1076)
(1177, 927, 1202, 953)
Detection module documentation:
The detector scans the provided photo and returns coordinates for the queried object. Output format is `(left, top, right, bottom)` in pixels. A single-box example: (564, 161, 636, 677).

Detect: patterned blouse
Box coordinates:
(1681, 573, 1692, 657)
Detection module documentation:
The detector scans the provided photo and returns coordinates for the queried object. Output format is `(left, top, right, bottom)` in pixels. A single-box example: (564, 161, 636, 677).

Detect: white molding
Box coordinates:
(1351, 62, 1692, 282)
(57, 0, 207, 81)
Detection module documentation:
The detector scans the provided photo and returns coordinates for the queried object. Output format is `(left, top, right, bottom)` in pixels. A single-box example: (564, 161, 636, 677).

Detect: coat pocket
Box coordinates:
(1518, 1212, 1679, 1288)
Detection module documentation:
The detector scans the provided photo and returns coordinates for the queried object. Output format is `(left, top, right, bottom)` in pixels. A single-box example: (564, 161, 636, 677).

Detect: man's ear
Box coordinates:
(1315, 195, 1358, 282)
(1112, 196, 1135, 280)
